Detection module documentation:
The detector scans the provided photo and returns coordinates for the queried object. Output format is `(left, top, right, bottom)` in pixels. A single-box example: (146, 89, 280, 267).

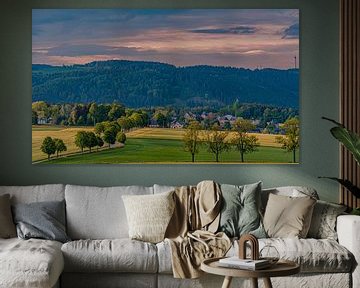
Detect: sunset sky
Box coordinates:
(32, 9, 299, 69)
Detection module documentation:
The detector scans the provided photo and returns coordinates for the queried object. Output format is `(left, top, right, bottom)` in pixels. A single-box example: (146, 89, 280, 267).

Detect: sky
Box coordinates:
(32, 9, 299, 69)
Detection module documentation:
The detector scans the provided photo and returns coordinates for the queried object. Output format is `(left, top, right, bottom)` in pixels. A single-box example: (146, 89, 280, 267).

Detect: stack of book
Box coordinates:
(218, 257, 271, 270)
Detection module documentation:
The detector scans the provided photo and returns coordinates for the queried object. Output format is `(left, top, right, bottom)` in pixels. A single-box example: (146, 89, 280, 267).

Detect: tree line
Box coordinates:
(32, 100, 297, 134)
(40, 121, 127, 160)
(183, 117, 299, 163)
(32, 60, 299, 108)
(40, 137, 67, 160)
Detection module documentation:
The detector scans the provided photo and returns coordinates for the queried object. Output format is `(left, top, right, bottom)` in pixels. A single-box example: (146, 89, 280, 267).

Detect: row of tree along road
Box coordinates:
(40, 117, 299, 163)
(183, 117, 299, 163)
(40, 121, 126, 160)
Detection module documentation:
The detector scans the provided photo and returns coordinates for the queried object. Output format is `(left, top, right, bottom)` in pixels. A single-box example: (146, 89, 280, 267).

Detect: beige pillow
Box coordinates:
(0, 194, 16, 238)
(122, 191, 175, 243)
(263, 193, 316, 238)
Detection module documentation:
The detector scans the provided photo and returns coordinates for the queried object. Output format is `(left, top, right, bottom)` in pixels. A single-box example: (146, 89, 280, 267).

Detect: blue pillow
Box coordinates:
(12, 200, 70, 243)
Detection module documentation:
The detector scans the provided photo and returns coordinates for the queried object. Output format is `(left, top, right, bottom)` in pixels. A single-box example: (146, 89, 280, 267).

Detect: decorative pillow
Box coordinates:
(122, 191, 175, 243)
(12, 200, 70, 243)
(261, 186, 319, 213)
(307, 200, 347, 240)
(0, 194, 16, 238)
(263, 193, 316, 238)
(218, 182, 266, 238)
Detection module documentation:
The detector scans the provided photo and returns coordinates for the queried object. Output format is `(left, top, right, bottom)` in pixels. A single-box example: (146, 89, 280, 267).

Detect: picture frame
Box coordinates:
(32, 9, 299, 164)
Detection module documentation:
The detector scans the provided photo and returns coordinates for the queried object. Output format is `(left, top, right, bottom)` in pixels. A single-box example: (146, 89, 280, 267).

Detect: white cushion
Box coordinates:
(122, 191, 175, 243)
(0, 238, 63, 288)
(0, 184, 65, 204)
(228, 238, 353, 273)
(61, 239, 158, 273)
(156, 241, 173, 274)
(337, 215, 360, 288)
(65, 185, 153, 239)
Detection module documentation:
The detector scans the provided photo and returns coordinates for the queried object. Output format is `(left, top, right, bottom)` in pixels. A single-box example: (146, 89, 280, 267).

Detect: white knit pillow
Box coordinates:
(122, 191, 175, 243)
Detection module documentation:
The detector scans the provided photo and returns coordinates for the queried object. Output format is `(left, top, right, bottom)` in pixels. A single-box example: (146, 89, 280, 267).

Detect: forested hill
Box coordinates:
(32, 60, 299, 108)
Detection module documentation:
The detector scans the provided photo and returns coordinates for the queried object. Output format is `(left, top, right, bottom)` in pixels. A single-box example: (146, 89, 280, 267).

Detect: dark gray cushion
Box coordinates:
(0, 194, 16, 238)
(12, 200, 70, 243)
(218, 182, 266, 238)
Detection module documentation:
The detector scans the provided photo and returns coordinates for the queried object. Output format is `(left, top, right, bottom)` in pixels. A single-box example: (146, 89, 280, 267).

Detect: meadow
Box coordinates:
(127, 128, 282, 148)
(32, 126, 296, 164)
(32, 125, 95, 162)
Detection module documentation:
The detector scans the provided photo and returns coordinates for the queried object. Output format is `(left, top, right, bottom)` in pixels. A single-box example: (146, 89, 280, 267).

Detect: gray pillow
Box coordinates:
(307, 200, 347, 240)
(218, 182, 266, 238)
(0, 194, 16, 238)
(12, 200, 70, 243)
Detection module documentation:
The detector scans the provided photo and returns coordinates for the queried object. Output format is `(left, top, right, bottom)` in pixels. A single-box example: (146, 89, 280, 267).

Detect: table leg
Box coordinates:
(221, 276, 233, 288)
(251, 278, 258, 288)
(263, 277, 273, 288)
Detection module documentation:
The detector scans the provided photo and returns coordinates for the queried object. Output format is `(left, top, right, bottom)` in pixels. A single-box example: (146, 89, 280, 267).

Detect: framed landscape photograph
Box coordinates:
(32, 9, 299, 164)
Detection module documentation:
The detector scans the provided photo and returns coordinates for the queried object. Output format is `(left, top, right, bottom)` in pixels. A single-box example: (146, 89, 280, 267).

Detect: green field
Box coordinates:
(33, 126, 298, 164)
(43, 138, 298, 164)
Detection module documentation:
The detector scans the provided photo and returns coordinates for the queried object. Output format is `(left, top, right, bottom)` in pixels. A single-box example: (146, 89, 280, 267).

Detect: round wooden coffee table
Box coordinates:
(201, 257, 300, 288)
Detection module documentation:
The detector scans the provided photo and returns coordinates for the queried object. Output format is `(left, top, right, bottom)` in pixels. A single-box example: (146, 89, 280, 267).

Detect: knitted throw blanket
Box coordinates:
(165, 181, 231, 279)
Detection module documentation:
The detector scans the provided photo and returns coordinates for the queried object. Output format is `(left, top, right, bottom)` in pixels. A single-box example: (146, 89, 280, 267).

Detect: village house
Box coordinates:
(170, 121, 184, 129)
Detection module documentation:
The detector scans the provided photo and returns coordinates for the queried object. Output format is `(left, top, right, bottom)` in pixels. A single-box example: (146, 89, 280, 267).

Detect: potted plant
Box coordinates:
(320, 117, 360, 215)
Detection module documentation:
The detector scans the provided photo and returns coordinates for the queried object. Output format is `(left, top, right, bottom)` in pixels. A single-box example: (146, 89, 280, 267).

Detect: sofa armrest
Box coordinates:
(337, 215, 360, 288)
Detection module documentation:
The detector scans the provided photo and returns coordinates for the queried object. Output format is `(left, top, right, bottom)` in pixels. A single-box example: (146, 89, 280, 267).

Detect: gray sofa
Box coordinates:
(0, 184, 359, 288)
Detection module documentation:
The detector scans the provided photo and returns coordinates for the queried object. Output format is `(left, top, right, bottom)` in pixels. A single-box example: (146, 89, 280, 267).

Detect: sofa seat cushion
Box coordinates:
(0, 238, 64, 288)
(157, 238, 353, 274)
(231, 238, 354, 273)
(61, 239, 158, 273)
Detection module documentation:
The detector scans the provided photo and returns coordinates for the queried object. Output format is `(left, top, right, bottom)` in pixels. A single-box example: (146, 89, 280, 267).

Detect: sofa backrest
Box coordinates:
(0, 184, 65, 204)
(153, 184, 176, 194)
(65, 184, 154, 240)
(261, 186, 319, 212)
(0, 183, 320, 240)
(154, 184, 319, 210)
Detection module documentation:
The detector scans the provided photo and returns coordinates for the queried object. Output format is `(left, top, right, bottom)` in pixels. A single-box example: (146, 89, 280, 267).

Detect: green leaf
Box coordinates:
(318, 177, 360, 199)
(330, 126, 360, 165)
(322, 117, 360, 165)
(351, 208, 360, 215)
(321, 116, 344, 127)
